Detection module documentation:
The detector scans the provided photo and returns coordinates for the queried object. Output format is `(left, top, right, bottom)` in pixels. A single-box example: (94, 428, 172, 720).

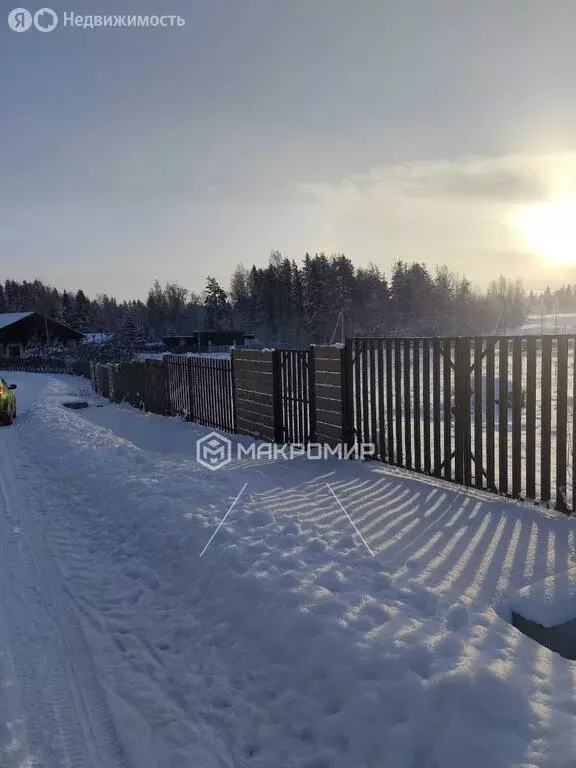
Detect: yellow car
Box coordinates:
(0, 378, 17, 425)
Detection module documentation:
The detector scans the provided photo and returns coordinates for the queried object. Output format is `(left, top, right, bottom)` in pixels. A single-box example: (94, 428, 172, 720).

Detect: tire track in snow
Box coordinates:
(0, 443, 129, 768)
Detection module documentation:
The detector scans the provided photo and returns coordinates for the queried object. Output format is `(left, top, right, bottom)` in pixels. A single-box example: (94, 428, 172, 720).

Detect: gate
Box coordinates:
(275, 349, 316, 445)
(346, 336, 576, 512)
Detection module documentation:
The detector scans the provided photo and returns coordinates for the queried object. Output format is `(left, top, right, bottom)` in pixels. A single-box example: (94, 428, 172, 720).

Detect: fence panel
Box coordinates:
(0, 356, 67, 374)
(165, 355, 191, 419)
(189, 356, 235, 432)
(347, 335, 576, 512)
(277, 349, 315, 444)
(234, 349, 276, 440)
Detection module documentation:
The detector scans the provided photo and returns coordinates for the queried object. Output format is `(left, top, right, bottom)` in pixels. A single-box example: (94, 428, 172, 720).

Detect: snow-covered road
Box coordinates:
(1, 371, 576, 767)
(0, 375, 128, 768)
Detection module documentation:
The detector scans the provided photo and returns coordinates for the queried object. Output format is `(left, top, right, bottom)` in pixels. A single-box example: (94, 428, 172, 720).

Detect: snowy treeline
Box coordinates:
(527, 283, 576, 314)
(2, 255, 528, 355)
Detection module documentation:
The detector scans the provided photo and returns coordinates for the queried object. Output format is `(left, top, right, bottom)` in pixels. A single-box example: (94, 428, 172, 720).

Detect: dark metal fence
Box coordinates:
(109, 360, 169, 414)
(0, 356, 83, 375)
(275, 349, 316, 444)
(165, 355, 235, 431)
(346, 336, 576, 511)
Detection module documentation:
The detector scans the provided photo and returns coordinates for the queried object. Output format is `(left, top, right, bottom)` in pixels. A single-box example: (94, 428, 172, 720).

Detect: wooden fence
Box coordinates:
(92, 355, 236, 433)
(83, 339, 576, 513)
(346, 336, 576, 512)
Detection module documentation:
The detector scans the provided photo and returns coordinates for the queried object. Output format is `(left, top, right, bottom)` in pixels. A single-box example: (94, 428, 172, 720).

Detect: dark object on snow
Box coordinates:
(512, 611, 576, 660)
(62, 400, 89, 410)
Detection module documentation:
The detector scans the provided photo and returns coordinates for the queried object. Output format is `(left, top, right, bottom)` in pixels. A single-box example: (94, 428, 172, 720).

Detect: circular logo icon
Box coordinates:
(33, 7, 57, 31)
(8, 8, 33, 31)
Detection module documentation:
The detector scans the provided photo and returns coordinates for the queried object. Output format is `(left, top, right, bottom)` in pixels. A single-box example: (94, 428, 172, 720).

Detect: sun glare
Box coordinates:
(509, 198, 576, 266)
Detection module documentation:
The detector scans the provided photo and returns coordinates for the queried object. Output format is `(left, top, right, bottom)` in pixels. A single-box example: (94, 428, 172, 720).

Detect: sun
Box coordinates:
(508, 197, 576, 266)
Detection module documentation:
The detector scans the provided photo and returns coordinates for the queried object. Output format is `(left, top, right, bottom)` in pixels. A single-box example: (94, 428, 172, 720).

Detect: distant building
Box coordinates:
(82, 332, 114, 346)
(162, 324, 253, 353)
(0, 312, 83, 357)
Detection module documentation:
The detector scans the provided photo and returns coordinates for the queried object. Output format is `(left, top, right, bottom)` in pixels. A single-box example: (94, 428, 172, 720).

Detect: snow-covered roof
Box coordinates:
(0, 312, 33, 329)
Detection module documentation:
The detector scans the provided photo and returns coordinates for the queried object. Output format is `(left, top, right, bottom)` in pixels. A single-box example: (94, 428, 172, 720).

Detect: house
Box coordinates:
(0, 312, 83, 357)
(162, 324, 254, 353)
(82, 332, 114, 346)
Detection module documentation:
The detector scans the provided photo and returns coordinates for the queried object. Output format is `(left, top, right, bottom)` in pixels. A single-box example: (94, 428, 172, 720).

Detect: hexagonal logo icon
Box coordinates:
(196, 431, 232, 471)
(34, 8, 58, 32)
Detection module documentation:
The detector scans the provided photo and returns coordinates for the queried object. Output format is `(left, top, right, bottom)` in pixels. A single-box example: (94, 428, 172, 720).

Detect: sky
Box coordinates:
(3, 1, 576, 300)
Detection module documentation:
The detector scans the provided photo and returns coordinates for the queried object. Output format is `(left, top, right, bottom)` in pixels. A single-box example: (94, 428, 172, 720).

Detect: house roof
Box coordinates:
(0, 312, 33, 329)
(0, 312, 82, 338)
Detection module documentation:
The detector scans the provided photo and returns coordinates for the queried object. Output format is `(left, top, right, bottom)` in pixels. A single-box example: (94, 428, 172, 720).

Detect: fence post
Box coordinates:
(107, 364, 116, 402)
(342, 340, 354, 449)
(272, 349, 283, 443)
(230, 348, 238, 433)
(186, 356, 195, 422)
(308, 346, 316, 443)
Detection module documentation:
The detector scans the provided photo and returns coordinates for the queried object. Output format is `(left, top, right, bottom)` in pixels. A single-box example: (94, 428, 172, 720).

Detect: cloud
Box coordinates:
(294, 151, 576, 287)
(299, 151, 576, 206)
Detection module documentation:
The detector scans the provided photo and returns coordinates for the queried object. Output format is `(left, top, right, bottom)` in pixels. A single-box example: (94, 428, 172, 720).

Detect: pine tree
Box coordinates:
(204, 276, 231, 329)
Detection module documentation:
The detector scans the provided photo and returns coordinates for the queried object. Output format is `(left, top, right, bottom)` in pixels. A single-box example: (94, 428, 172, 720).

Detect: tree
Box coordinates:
(204, 277, 231, 329)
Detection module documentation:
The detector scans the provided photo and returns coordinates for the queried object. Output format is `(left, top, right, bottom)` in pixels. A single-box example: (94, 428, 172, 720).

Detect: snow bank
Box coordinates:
(10, 374, 576, 767)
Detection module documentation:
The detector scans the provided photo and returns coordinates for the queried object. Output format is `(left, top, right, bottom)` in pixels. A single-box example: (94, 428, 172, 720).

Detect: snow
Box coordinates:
(513, 313, 576, 335)
(0, 311, 32, 329)
(136, 352, 232, 361)
(1, 369, 576, 766)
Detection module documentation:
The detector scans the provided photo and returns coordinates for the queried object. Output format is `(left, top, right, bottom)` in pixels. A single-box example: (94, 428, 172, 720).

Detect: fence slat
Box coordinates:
(362, 340, 370, 449)
(433, 340, 441, 476)
(556, 336, 568, 511)
(442, 339, 452, 481)
(454, 338, 464, 485)
(525, 337, 536, 499)
(308, 348, 316, 443)
(377, 341, 386, 461)
(369, 339, 378, 453)
(573, 339, 576, 512)
(462, 338, 472, 487)
(486, 341, 495, 491)
(354, 339, 362, 448)
(474, 338, 483, 488)
(386, 339, 394, 463)
(413, 339, 421, 472)
(498, 338, 509, 495)
(395, 340, 403, 465)
(512, 337, 522, 498)
(404, 339, 412, 469)
(422, 339, 431, 473)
